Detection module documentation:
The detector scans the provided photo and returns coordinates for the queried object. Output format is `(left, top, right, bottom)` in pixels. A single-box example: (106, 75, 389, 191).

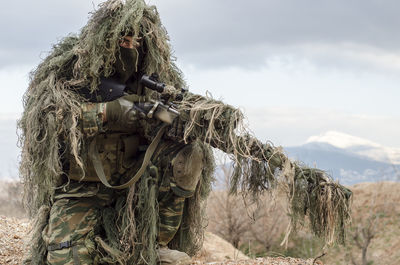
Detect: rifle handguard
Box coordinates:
(134, 101, 179, 125)
(153, 102, 179, 124)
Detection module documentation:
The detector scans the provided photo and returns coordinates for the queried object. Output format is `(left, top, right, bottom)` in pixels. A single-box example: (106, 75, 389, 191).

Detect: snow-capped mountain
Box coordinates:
(286, 131, 400, 185)
(306, 131, 400, 165)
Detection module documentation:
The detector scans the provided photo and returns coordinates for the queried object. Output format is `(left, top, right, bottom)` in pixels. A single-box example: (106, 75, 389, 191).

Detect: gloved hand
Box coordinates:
(104, 94, 141, 131)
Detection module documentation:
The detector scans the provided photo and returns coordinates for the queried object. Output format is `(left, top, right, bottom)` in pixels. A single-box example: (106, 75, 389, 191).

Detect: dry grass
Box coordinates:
(0, 181, 399, 265)
(325, 182, 400, 265)
(206, 182, 400, 265)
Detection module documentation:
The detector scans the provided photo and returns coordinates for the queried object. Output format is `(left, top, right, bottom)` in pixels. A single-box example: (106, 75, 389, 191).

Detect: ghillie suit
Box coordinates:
(19, 0, 352, 264)
(177, 93, 352, 245)
(19, 1, 213, 264)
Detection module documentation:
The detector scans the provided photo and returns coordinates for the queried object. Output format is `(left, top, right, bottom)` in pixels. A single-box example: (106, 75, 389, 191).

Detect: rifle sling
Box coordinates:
(89, 124, 168, 189)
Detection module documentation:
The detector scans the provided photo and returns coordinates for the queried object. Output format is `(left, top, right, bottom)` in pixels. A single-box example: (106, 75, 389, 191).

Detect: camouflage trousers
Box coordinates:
(42, 184, 107, 265)
(42, 142, 204, 265)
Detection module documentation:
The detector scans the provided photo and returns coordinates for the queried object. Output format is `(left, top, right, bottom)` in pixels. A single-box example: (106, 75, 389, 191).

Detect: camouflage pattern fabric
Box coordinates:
(42, 183, 114, 265)
(43, 138, 203, 264)
(43, 198, 97, 264)
(171, 144, 203, 196)
(153, 141, 202, 246)
(80, 103, 106, 137)
(69, 99, 142, 182)
(41, 100, 206, 264)
(68, 133, 136, 182)
(157, 185, 186, 246)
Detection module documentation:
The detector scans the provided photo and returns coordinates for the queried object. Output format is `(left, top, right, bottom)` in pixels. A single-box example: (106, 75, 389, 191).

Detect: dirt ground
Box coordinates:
(0, 216, 317, 265)
(2, 181, 400, 264)
(0, 216, 29, 265)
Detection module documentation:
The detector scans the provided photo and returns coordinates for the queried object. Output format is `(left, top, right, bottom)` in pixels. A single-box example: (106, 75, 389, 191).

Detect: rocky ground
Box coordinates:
(0, 216, 29, 265)
(0, 216, 318, 265)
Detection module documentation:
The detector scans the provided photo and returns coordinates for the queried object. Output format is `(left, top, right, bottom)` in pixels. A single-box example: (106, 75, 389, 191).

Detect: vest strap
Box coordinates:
(89, 124, 168, 189)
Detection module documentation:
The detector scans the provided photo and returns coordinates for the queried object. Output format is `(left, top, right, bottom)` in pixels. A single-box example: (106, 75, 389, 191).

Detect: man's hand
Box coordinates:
(104, 94, 141, 130)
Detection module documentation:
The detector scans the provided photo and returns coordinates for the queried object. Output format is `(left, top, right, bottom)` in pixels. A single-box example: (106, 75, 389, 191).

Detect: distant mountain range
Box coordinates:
(285, 131, 400, 185)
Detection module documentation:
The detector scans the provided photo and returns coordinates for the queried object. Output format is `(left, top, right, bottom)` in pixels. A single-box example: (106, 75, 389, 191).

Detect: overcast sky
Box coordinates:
(1, 0, 400, 148)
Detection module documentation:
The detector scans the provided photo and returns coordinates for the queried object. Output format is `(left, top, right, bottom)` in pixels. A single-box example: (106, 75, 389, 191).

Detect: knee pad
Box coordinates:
(170, 143, 204, 198)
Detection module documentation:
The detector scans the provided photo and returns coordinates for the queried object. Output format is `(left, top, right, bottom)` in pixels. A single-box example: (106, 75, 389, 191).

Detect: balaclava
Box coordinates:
(112, 45, 140, 83)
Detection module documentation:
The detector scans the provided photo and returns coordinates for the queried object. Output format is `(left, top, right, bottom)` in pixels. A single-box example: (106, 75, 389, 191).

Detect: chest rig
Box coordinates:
(68, 132, 142, 183)
(68, 77, 168, 188)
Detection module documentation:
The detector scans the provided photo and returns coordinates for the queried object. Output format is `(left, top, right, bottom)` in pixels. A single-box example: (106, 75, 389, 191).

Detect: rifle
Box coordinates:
(134, 74, 183, 125)
(136, 74, 352, 246)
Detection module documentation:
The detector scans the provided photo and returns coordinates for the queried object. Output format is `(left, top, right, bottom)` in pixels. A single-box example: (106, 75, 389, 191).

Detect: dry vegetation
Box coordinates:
(0, 181, 25, 219)
(207, 180, 400, 265)
(330, 182, 400, 265)
(1, 180, 399, 264)
(0, 216, 314, 265)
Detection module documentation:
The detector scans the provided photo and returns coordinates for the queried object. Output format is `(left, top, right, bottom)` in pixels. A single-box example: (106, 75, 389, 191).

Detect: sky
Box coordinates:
(1, 0, 400, 149)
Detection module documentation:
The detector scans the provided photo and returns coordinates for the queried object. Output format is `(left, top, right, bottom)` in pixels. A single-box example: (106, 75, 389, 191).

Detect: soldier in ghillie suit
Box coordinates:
(19, 0, 352, 265)
(19, 1, 214, 264)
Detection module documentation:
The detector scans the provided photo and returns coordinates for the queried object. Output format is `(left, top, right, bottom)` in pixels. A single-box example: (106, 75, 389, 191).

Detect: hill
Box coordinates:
(286, 131, 400, 184)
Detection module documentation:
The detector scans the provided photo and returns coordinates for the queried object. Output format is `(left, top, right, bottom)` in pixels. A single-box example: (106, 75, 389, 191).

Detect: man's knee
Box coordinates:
(170, 143, 204, 198)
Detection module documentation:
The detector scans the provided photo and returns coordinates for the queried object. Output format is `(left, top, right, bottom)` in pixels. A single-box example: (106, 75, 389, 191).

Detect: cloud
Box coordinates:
(245, 107, 400, 149)
(0, 0, 103, 68)
(2, 0, 400, 71)
(0, 65, 33, 113)
(153, 0, 400, 51)
(181, 60, 400, 117)
(151, 0, 400, 70)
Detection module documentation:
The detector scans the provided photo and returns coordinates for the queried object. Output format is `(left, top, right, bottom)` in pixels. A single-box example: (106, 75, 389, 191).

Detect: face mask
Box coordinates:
(112, 46, 139, 84)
